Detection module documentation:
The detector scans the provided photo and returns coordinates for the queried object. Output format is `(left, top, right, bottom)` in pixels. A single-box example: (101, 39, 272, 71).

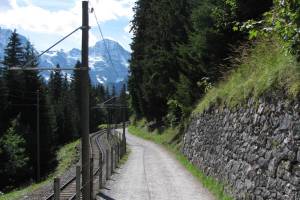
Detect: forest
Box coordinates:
(129, 0, 300, 129)
(0, 30, 128, 191)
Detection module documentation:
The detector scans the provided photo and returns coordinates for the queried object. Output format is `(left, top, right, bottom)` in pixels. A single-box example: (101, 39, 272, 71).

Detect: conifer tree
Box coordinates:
(48, 64, 66, 144)
(3, 30, 24, 68)
(105, 85, 110, 100)
(0, 77, 8, 136)
(61, 74, 77, 142)
(3, 30, 25, 123)
(49, 64, 63, 103)
(0, 117, 29, 191)
(129, 0, 192, 122)
(70, 61, 81, 136)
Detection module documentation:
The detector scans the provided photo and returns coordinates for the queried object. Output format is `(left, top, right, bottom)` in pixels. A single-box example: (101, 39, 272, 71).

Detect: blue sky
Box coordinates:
(0, 0, 134, 51)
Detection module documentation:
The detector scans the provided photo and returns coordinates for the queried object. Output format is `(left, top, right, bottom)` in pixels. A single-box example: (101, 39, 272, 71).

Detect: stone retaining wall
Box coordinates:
(182, 96, 300, 199)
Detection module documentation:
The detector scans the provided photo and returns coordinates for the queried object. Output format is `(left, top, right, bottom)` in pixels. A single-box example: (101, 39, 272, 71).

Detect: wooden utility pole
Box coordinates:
(36, 89, 40, 182)
(81, 1, 90, 199)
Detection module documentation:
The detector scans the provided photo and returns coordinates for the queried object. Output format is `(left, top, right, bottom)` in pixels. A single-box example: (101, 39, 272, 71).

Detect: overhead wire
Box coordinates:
(90, 4, 120, 78)
(0, 93, 38, 101)
(0, 87, 39, 94)
(10, 26, 82, 70)
(0, 93, 52, 107)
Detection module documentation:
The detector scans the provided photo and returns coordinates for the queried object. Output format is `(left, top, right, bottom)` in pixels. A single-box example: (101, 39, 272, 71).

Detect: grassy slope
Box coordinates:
(194, 38, 300, 114)
(0, 140, 80, 200)
(128, 38, 299, 200)
(128, 125, 233, 200)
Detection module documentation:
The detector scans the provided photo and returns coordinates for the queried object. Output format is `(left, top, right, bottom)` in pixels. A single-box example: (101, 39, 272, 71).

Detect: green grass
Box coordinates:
(128, 125, 233, 200)
(98, 124, 108, 130)
(0, 140, 80, 200)
(194, 38, 300, 114)
(119, 146, 131, 166)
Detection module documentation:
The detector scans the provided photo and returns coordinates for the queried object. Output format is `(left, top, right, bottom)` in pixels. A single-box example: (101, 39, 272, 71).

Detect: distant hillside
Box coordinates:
(0, 27, 130, 87)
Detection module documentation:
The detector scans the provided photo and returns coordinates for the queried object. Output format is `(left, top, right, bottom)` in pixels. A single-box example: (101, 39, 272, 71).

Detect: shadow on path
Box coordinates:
(98, 192, 116, 200)
(101, 187, 111, 191)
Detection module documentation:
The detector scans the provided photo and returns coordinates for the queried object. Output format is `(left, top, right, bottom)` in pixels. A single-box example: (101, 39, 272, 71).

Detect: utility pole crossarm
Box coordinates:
(8, 67, 90, 71)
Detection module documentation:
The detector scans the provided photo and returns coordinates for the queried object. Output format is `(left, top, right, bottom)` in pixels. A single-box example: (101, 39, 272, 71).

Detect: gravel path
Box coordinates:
(97, 129, 215, 200)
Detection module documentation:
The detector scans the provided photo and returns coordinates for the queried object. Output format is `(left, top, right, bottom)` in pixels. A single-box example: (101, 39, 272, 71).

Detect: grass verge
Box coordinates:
(128, 125, 233, 200)
(194, 37, 300, 114)
(0, 140, 80, 200)
(119, 146, 131, 166)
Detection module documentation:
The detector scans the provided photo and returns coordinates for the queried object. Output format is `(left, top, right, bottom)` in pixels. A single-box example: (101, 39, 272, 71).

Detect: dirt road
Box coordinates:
(97, 129, 215, 200)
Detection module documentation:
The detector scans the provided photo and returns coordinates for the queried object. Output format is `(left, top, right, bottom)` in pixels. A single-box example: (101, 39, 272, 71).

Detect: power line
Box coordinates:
(23, 26, 82, 68)
(9, 26, 82, 70)
(10, 104, 37, 107)
(10, 94, 37, 101)
(0, 87, 39, 94)
(91, 6, 119, 78)
(0, 94, 37, 101)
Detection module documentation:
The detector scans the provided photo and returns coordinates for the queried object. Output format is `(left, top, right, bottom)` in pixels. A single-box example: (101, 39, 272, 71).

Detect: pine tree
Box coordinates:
(119, 84, 127, 106)
(0, 117, 29, 191)
(1, 30, 69, 186)
(111, 85, 116, 98)
(3, 30, 24, 68)
(105, 85, 110, 100)
(49, 64, 63, 103)
(71, 61, 80, 101)
(48, 64, 66, 144)
(90, 85, 107, 131)
(3, 30, 26, 124)
(39, 89, 57, 175)
(70, 61, 81, 137)
(61, 74, 77, 142)
(0, 77, 8, 136)
(129, 0, 192, 123)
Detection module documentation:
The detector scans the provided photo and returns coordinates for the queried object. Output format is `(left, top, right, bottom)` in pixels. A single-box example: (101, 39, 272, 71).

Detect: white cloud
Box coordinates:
(89, 0, 134, 24)
(0, 0, 135, 35)
(0, 0, 12, 10)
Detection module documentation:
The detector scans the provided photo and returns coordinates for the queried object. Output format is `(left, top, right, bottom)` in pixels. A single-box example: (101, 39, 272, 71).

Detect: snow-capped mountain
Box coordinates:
(0, 27, 130, 86)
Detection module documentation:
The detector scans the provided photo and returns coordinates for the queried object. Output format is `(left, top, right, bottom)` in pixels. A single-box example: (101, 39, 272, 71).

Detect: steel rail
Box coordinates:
(45, 130, 106, 200)
(68, 130, 106, 200)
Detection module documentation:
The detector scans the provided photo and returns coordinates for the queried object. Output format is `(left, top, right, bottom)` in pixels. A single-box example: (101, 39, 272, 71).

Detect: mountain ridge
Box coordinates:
(0, 27, 130, 86)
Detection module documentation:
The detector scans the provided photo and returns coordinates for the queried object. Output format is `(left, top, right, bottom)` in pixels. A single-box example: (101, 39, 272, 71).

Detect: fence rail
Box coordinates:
(45, 127, 127, 200)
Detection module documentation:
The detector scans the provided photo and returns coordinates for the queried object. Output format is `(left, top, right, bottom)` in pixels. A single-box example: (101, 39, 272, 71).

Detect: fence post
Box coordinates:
(106, 149, 109, 180)
(123, 129, 126, 155)
(111, 146, 114, 174)
(119, 140, 121, 160)
(76, 166, 81, 200)
(99, 152, 102, 189)
(118, 133, 122, 158)
(121, 133, 124, 158)
(90, 158, 94, 200)
(114, 145, 117, 168)
(54, 178, 60, 200)
(117, 142, 120, 163)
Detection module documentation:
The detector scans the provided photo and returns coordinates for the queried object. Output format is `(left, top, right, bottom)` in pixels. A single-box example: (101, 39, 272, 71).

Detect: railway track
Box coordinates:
(45, 130, 106, 200)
